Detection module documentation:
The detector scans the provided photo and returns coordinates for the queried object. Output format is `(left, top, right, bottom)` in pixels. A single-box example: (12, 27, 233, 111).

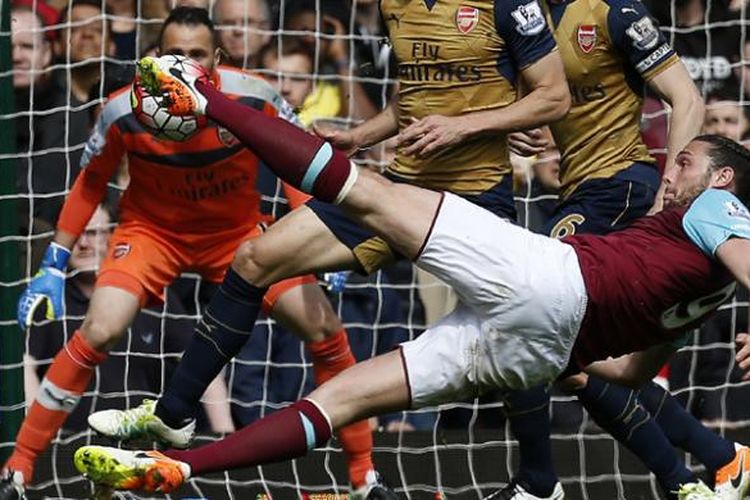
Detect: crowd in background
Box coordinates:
(7, 0, 750, 438)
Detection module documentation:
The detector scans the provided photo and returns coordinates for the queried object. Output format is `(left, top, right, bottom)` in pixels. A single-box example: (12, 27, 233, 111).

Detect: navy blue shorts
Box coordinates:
(544, 162, 660, 238)
(307, 174, 516, 273)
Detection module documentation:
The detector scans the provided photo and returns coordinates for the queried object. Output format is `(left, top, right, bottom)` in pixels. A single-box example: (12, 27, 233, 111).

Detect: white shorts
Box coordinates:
(402, 193, 588, 407)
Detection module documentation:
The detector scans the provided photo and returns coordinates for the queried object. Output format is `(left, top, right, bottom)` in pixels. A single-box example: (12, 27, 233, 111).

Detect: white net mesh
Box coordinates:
(2, 0, 750, 498)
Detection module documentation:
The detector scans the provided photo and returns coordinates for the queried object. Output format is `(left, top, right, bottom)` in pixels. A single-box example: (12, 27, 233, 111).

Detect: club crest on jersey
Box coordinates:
(456, 6, 479, 34)
(511, 1, 545, 36)
(577, 25, 597, 53)
(112, 243, 131, 259)
(217, 126, 239, 147)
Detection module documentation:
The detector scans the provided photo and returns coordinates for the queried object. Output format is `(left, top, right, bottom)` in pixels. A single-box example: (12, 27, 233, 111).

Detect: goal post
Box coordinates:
(0, 0, 23, 465)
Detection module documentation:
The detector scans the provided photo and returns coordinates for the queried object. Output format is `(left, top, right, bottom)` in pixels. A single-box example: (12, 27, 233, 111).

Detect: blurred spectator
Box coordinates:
(24, 204, 233, 433)
(12, 3, 87, 244)
(105, 0, 137, 60)
(213, 0, 271, 69)
(263, 36, 339, 128)
(647, 0, 740, 95)
(55, 0, 115, 103)
(703, 84, 750, 142)
(281, 0, 378, 120)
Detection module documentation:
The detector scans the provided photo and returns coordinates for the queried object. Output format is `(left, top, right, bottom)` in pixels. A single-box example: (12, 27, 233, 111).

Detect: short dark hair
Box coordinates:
(694, 134, 750, 205)
(158, 7, 218, 50)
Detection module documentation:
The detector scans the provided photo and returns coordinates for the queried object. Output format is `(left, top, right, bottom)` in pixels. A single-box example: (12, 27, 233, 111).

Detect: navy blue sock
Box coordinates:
(577, 376, 694, 495)
(639, 381, 735, 471)
(505, 385, 558, 497)
(156, 269, 267, 427)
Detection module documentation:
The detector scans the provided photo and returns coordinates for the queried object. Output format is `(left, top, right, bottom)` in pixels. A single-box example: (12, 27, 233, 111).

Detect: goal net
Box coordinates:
(3, 0, 749, 498)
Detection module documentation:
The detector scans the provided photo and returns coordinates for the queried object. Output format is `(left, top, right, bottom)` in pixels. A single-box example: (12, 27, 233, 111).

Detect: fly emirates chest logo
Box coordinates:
(398, 41, 482, 83)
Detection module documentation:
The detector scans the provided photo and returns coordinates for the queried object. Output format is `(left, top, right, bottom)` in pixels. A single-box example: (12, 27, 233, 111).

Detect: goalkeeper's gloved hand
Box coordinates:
(323, 271, 351, 294)
(17, 242, 70, 330)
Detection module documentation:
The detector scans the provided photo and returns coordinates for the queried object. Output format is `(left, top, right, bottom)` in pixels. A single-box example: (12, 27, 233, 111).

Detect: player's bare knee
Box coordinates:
(80, 315, 123, 351)
(231, 240, 277, 288)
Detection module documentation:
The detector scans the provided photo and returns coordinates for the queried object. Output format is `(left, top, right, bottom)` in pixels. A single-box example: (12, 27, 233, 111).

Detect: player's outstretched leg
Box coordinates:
(77, 350, 411, 493)
(137, 55, 358, 205)
(639, 382, 750, 499)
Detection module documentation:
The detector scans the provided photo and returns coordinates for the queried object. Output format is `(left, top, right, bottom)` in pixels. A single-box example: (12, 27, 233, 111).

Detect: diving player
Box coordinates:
(72, 64, 750, 496)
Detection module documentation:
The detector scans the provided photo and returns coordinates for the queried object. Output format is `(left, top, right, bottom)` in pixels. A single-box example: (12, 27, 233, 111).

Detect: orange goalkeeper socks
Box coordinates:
(308, 330, 374, 489)
(5, 330, 106, 483)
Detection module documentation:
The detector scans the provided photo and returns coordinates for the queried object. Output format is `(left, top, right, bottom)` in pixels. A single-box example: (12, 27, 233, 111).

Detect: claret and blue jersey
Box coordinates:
(566, 189, 750, 368)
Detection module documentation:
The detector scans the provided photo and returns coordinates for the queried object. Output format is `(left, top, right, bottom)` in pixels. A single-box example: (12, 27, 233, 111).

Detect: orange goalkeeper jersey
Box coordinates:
(57, 66, 308, 238)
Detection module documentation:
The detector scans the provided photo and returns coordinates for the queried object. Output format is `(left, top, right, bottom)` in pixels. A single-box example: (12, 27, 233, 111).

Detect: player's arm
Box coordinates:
(584, 343, 677, 389)
(609, 1, 704, 213)
(16, 112, 125, 329)
(314, 96, 399, 157)
(647, 63, 705, 177)
(716, 237, 750, 291)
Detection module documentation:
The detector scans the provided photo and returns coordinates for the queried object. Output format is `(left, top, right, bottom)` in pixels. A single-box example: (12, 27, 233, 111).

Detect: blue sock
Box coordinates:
(577, 376, 694, 495)
(639, 381, 735, 471)
(156, 269, 267, 427)
(505, 385, 558, 497)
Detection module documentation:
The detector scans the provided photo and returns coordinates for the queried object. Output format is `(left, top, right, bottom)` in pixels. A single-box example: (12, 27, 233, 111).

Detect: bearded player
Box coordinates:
(74, 58, 750, 497)
(2, 8, 391, 500)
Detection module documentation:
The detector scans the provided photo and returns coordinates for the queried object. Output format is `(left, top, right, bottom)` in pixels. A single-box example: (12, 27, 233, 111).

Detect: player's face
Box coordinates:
(703, 101, 750, 141)
(11, 11, 51, 89)
(70, 206, 111, 273)
(160, 23, 216, 71)
(215, 0, 270, 66)
(663, 141, 715, 208)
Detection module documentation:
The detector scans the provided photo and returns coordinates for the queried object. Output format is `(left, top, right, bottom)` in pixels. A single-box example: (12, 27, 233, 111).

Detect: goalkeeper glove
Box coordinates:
(323, 271, 351, 294)
(17, 242, 70, 330)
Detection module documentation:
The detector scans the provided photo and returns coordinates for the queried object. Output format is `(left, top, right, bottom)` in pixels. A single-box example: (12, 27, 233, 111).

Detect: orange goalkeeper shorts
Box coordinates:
(96, 220, 316, 310)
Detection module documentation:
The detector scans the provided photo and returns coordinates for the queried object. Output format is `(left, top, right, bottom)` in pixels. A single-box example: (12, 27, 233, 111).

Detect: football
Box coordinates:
(130, 78, 201, 141)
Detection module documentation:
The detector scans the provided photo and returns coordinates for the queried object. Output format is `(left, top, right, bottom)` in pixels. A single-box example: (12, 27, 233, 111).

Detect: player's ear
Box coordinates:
(213, 47, 222, 68)
(712, 165, 735, 189)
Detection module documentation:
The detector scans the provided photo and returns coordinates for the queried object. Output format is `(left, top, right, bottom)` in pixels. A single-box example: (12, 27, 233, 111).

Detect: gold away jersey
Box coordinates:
(381, 0, 557, 194)
(542, 0, 678, 198)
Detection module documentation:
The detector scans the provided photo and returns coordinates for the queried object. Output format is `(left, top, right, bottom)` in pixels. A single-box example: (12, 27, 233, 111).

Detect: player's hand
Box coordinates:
(398, 115, 468, 158)
(17, 242, 70, 330)
(313, 122, 360, 157)
(508, 129, 549, 157)
(323, 271, 351, 293)
(735, 333, 750, 380)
